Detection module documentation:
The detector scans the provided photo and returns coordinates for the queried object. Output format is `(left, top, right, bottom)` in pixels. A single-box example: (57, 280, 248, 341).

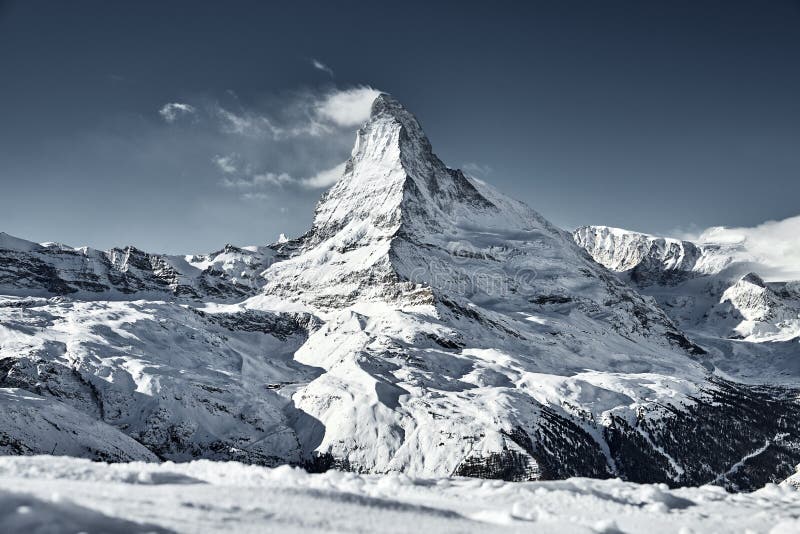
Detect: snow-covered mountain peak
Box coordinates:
(249, 97, 800, 481)
(262, 96, 704, 363)
(572, 225, 766, 286)
(717, 271, 800, 341)
(262, 97, 555, 306)
(309, 94, 411, 240)
(370, 92, 409, 118)
(721, 272, 785, 322)
(369, 93, 430, 151)
(574, 225, 800, 343)
(573, 225, 703, 280)
(310, 93, 496, 243)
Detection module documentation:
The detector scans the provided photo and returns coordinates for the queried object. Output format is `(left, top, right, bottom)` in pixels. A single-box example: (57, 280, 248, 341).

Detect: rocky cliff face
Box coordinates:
(0, 95, 798, 491)
(574, 226, 704, 276)
(572, 225, 751, 286)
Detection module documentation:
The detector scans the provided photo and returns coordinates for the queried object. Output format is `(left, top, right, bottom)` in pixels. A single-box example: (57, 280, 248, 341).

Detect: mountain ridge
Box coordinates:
(574, 224, 800, 343)
(0, 95, 798, 490)
(0, 231, 278, 301)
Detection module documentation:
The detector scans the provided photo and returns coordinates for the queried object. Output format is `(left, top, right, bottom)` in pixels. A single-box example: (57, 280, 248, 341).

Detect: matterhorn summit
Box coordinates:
(0, 94, 799, 491)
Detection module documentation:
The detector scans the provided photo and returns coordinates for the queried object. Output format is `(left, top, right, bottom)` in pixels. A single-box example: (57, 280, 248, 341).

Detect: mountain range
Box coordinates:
(0, 94, 797, 491)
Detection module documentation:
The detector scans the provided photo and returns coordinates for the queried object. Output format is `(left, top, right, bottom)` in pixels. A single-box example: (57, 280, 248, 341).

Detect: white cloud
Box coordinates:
(163, 86, 383, 201)
(214, 102, 337, 139)
(681, 214, 800, 281)
(215, 107, 284, 138)
(315, 86, 381, 127)
(241, 192, 271, 201)
(159, 103, 196, 123)
(300, 161, 347, 189)
(253, 172, 293, 187)
(220, 162, 345, 191)
(164, 87, 381, 140)
(311, 58, 334, 77)
(222, 172, 294, 189)
(212, 154, 238, 174)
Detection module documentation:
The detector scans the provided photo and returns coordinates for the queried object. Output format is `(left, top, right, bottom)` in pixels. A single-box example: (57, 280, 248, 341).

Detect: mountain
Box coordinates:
(573, 225, 756, 285)
(720, 273, 800, 341)
(1, 95, 799, 491)
(575, 225, 800, 343)
(0, 235, 312, 466)
(0, 232, 276, 300)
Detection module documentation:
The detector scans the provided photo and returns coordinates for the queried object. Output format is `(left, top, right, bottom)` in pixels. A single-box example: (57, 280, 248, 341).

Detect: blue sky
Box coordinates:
(1, 0, 799, 252)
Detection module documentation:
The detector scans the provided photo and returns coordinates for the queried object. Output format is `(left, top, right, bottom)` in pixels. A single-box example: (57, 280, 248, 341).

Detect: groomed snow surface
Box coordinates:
(0, 457, 798, 534)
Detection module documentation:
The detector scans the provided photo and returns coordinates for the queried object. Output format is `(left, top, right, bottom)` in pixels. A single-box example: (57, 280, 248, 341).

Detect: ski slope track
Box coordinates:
(1, 95, 799, 493)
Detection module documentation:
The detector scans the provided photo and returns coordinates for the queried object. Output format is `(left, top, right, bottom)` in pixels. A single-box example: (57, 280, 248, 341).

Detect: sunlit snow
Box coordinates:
(1, 456, 799, 534)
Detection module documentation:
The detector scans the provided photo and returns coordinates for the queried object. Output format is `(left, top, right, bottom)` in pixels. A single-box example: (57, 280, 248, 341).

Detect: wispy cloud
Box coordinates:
(220, 162, 347, 192)
(241, 192, 271, 201)
(159, 102, 196, 123)
(311, 58, 334, 77)
(158, 86, 379, 202)
(315, 86, 381, 127)
(214, 107, 286, 138)
(212, 154, 238, 174)
(299, 161, 347, 189)
(212, 101, 334, 139)
(222, 172, 294, 189)
(679, 214, 800, 281)
(159, 87, 378, 138)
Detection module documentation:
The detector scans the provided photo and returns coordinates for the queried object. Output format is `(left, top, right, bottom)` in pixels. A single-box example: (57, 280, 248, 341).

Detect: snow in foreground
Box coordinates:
(0, 457, 798, 533)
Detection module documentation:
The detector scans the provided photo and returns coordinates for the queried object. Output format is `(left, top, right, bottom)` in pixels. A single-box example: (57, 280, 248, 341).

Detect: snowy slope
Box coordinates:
(0, 388, 157, 461)
(0, 456, 799, 534)
(574, 226, 800, 343)
(574, 225, 706, 276)
(252, 95, 717, 481)
(720, 274, 800, 341)
(573, 225, 756, 283)
(0, 94, 799, 492)
(0, 295, 319, 465)
(251, 95, 800, 488)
